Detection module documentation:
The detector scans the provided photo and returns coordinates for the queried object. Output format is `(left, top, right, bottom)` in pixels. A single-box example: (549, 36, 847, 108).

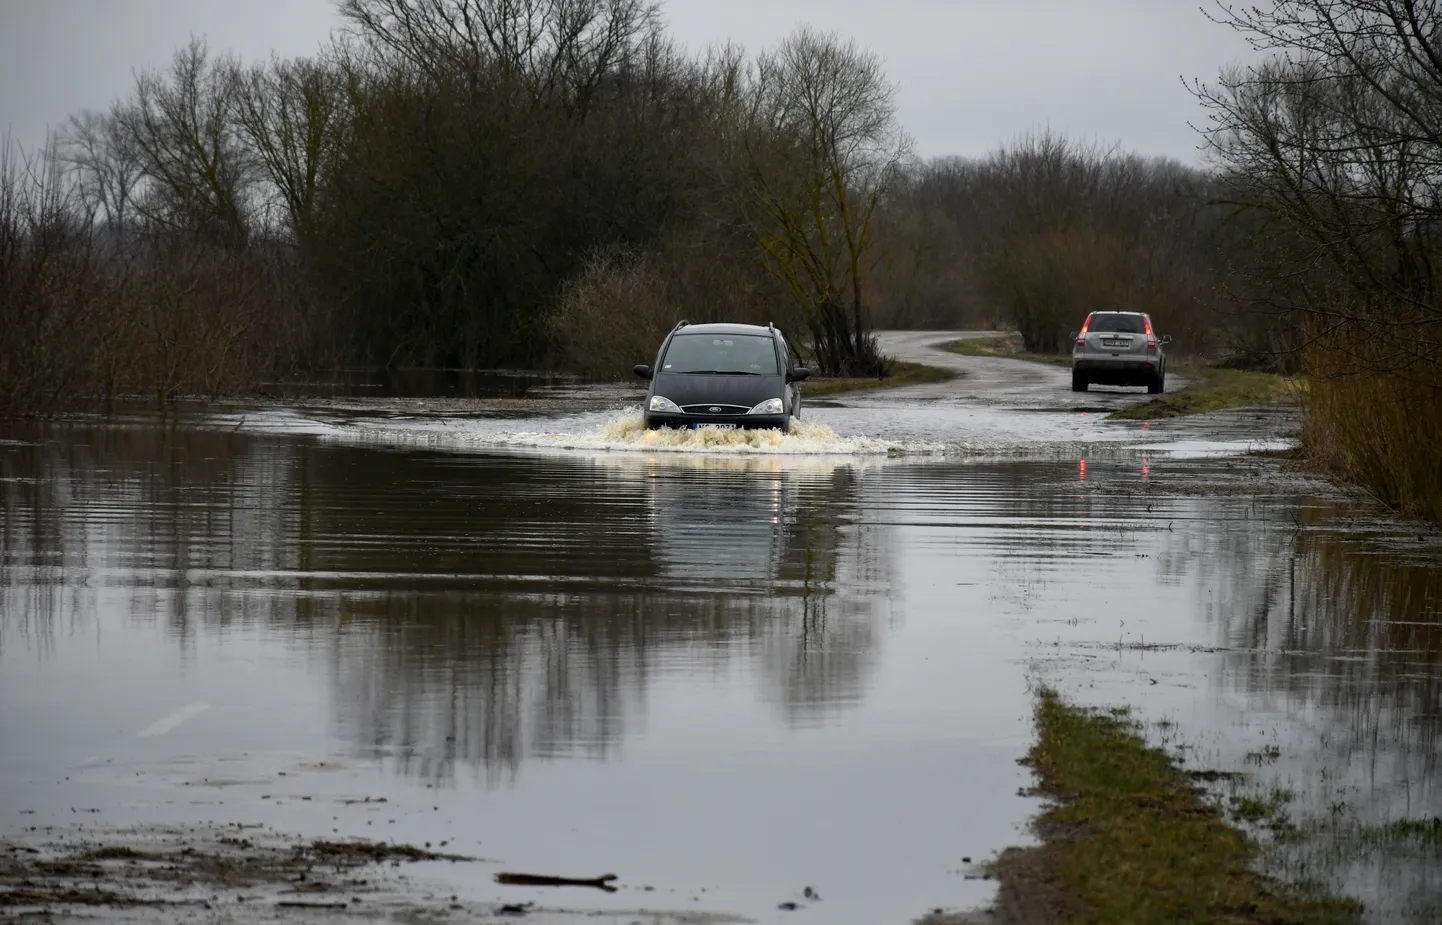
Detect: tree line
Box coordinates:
(1, 0, 915, 410)
(2, 0, 1439, 517)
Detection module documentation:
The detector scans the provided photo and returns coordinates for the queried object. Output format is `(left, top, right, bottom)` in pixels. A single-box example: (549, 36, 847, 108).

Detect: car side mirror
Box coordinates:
(633, 364, 653, 379)
(1069, 332, 1079, 342)
(786, 367, 810, 383)
(1160, 335, 1172, 346)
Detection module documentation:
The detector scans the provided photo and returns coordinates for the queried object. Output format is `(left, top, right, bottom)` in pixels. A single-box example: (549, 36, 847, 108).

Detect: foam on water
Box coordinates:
(207, 404, 1298, 463)
(341, 409, 940, 457)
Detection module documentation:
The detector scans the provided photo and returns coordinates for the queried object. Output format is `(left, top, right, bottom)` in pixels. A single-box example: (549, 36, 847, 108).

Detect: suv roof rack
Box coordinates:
(672, 320, 690, 331)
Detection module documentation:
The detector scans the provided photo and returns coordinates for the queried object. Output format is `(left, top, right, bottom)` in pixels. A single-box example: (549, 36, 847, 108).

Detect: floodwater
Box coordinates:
(1, 333, 1438, 924)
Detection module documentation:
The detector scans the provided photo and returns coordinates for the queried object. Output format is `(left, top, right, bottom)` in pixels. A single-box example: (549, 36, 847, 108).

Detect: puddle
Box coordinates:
(0, 350, 1435, 923)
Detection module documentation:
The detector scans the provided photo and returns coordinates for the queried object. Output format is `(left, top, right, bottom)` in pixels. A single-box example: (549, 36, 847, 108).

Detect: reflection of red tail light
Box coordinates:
(1142, 458, 1150, 480)
(1079, 459, 1087, 480)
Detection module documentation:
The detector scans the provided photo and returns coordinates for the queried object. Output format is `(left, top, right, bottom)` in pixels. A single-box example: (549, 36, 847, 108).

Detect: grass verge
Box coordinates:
(801, 359, 956, 398)
(939, 333, 1298, 421)
(990, 688, 1361, 925)
(940, 334, 1071, 367)
(1110, 367, 1299, 421)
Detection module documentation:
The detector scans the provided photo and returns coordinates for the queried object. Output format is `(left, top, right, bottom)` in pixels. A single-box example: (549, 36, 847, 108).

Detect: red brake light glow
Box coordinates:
(1076, 314, 1091, 347)
(1144, 316, 1157, 348)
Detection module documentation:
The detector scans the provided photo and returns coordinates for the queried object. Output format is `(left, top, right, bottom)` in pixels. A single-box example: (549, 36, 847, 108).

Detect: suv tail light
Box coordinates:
(1144, 316, 1157, 349)
(1076, 315, 1092, 347)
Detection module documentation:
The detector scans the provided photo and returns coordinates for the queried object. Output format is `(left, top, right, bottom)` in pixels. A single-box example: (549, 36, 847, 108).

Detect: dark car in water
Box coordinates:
(1070, 310, 1172, 393)
(633, 321, 810, 432)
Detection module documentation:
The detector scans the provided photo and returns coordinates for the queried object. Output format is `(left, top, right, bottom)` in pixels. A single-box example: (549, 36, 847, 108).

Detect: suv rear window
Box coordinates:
(661, 334, 780, 375)
(1087, 314, 1146, 334)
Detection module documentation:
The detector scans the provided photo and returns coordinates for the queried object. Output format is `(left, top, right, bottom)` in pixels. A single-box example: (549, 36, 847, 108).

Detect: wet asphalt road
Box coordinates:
(871, 330, 1195, 409)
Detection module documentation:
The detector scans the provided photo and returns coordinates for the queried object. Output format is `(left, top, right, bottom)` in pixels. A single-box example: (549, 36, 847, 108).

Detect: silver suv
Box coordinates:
(1070, 311, 1171, 393)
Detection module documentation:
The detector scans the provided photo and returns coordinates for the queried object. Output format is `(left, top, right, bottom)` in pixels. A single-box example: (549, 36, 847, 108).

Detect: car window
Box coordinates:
(1087, 314, 1146, 334)
(661, 334, 781, 375)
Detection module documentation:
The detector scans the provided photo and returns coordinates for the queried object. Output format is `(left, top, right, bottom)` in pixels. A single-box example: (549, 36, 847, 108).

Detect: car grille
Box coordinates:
(680, 404, 750, 415)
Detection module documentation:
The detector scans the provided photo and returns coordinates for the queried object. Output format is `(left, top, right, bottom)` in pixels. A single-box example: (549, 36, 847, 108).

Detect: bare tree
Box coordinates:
(1193, 0, 1442, 518)
(60, 108, 143, 239)
(233, 53, 348, 240)
(336, 0, 659, 114)
(1194, 0, 1442, 371)
(735, 26, 911, 376)
(114, 37, 254, 245)
(0, 135, 103, 414)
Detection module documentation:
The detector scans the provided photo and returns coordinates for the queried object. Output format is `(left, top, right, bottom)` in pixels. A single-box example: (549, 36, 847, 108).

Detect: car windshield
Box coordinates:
(1087, 314, 1146, 334)
(661, 333, 780, 375)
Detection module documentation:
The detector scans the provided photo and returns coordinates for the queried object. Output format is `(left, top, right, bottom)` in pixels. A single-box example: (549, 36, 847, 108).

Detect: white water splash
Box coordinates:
(490, 412, 930, 455)
(331, 408, 943, 457)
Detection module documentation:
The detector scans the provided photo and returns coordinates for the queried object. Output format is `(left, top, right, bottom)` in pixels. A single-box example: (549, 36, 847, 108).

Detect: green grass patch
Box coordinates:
(800, 359, 956, 398)
(1110, 367, 1299, 421)
(1230, 788, 1296, 829)
(1357, 817, 1442, 846)
(1001, 688, 1360, 924)
(940, 333, 1071, 366)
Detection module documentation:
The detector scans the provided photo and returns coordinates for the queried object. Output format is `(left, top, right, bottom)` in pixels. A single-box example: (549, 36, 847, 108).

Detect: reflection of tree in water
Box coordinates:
(1200, 503, 1442, 802)
(1187, 505, 1442, 925)
(0, 420, 294, 653)
(328, 589, 825, 785)
(319, 454, 894, 781)
(2, 425, 896, 784)
(328, 592, 652, 787)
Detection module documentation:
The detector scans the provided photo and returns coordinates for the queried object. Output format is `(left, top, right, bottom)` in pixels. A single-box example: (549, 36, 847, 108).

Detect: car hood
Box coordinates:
(651, 372, 782, 407)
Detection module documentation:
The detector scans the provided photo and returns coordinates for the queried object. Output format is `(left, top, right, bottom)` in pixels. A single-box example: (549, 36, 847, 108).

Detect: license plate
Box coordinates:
(1102, 338, 1126, 348)
(692, 422, 737, 430)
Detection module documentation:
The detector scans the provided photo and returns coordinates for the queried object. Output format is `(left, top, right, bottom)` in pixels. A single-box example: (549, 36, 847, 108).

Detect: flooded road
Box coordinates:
(1, 334, 1438, 923)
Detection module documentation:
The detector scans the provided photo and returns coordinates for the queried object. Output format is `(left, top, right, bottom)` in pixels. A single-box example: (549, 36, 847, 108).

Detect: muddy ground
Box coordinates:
(1, 826, 758, 923)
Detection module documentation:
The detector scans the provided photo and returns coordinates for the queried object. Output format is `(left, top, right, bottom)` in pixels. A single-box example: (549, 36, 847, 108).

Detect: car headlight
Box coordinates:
(649, 395, 681, 413)
(748, 398, 784, 415)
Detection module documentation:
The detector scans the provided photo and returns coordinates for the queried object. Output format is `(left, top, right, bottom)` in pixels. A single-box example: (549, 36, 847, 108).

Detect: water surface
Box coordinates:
(1, 358, 1437, 923)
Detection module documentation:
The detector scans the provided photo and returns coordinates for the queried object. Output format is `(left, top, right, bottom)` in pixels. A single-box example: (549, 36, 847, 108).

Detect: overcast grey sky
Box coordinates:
(0, 0, 1254, 164)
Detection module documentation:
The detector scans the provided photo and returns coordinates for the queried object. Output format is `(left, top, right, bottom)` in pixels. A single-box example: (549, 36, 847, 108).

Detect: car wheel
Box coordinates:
(1071, 373, 1088, 392)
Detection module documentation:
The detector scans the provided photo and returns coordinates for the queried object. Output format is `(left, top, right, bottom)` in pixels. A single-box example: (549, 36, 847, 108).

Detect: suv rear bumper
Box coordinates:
(1073, 358, 1158, 385)
(645, 412, 790, 432)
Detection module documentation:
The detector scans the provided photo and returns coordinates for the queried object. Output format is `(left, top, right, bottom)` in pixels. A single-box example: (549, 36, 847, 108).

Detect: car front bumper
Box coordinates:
(644, 412, 790, 432)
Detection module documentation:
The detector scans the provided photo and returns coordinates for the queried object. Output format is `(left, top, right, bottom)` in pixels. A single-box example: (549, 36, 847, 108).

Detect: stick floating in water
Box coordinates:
(495, 872, 619, 892)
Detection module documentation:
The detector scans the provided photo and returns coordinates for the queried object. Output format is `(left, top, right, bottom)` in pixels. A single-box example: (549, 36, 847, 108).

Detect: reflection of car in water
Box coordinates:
(633, 321, 810, 432)
(643, 460, 795, 581)
(1070, 310, 1172, 393)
